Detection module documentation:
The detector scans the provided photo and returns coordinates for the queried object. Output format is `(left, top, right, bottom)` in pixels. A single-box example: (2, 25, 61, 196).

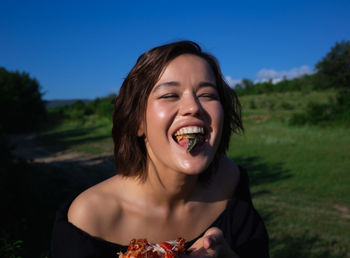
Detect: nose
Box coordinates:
(179, 92, 202, 116)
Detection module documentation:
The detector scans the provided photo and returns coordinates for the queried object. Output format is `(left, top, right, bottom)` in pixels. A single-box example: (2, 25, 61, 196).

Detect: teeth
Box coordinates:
(174, 126, 204, 136)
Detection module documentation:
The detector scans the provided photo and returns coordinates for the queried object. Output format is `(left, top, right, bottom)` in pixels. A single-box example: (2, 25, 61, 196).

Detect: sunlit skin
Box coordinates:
(139, 54, 224, 196)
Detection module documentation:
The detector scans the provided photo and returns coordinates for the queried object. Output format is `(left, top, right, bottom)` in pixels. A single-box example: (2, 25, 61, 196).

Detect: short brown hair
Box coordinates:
(112, 40, 243, 180)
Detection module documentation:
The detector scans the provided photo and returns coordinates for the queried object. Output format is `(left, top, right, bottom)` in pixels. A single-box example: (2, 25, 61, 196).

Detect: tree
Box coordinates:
(0, 67, 46, 133)
(241, 78, 255, 89)
(315, 40, 350, 89)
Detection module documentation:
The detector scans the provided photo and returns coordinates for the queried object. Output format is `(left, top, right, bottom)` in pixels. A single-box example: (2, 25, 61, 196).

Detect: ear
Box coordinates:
(137, 121, 145, 137)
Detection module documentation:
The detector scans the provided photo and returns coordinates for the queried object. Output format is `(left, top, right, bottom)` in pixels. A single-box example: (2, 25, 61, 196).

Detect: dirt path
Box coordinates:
(10, 133, 115, 171)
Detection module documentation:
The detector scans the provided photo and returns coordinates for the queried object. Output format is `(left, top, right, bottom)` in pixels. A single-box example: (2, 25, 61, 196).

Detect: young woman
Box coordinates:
(51, 41, 269, 257)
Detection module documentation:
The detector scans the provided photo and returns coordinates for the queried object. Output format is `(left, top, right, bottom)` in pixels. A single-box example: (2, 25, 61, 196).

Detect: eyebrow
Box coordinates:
(153, 81, 217, 93)
(153, 81, 180, 92)
(198, 81, 217, 88)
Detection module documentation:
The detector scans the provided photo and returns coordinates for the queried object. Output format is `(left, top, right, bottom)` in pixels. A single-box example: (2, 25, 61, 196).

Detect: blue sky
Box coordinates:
(1, 0, 349, 100)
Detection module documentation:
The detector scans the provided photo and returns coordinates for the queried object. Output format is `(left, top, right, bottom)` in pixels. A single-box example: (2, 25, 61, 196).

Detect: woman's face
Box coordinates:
(141, 54, 224, 176)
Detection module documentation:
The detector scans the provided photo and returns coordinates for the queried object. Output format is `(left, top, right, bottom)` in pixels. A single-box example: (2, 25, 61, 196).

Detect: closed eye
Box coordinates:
(198, 93, 219, 100)
(158, 93, 179, 99)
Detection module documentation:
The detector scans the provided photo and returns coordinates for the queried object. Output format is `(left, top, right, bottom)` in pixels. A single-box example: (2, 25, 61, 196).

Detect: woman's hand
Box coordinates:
(182, 227, 239, 257)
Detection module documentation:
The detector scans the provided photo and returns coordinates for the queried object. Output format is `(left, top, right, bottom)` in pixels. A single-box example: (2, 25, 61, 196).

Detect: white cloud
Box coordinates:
(272, 78, 283, 84)
(225, 76, 241, 88)
(257, 65, 314, 83)
(225, 65, 314, 88)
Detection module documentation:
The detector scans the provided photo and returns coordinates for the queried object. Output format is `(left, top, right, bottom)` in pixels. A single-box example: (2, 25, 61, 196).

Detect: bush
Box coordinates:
(0, 238, 23, 258)
(289, 103, 331, 126)
(280, 102, 295, 110)
(267, 100, 276, 111)
(0, 67, 46, 133)
(289, 89, 350, 126)
(249, 99, 257, 109)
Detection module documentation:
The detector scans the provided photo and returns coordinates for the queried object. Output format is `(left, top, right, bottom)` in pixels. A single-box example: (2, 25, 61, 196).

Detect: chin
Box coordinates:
(176, 159, 212, 176)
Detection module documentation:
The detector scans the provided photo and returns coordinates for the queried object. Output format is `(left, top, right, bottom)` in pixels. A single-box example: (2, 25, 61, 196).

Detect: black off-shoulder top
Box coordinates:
(51, 168, 269, 258)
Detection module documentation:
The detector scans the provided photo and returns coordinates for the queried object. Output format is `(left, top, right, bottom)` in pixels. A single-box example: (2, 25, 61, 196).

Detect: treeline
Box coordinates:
(234, 41, 350, 127)
(235, 40, 350, 95)
(235, 75, 315, 95)
(47, 94, 116, 124)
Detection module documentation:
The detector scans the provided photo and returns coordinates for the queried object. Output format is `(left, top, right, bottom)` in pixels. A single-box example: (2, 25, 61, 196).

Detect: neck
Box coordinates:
(142, 162, 200, 209)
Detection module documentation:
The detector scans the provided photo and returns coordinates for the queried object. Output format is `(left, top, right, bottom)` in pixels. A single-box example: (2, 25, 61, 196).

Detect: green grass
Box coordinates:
(27, 89, 349, 257)
(228, 122, 350, 257)
(227, 90, 350, 257)
(39, 115, 113, 154)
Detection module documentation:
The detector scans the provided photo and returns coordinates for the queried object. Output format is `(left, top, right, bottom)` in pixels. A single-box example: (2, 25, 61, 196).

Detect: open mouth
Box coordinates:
(173, 126, 206, 153)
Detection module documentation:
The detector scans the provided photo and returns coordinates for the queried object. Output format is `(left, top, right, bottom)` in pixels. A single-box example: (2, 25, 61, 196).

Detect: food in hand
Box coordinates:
(118, 237, 186, 258)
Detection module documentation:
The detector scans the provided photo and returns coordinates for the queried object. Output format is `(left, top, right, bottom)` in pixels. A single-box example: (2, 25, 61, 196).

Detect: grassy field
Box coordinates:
(230, 90, 350, 257)
(39, 115, 113, 155)
(23, 90, 349, 257)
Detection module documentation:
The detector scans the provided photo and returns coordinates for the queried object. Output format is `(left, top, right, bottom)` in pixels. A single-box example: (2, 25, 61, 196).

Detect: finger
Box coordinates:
(203, 236, 213, 249)
(203, 234, 220, 249)
(203, 227, 224, 249)
(203, 227, 224, 239)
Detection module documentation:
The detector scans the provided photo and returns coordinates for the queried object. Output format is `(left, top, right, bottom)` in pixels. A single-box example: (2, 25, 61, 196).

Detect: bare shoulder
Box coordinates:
(67, 176, 123, 236)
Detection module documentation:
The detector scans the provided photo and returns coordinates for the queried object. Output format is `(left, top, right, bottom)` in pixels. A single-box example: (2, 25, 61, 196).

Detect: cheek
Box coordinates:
(157, 110, 167, 119)
(145, 103, 169, 129)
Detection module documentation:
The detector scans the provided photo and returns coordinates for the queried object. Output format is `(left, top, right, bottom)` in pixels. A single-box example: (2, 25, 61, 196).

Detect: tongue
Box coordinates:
(178, 138, 189, 148)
